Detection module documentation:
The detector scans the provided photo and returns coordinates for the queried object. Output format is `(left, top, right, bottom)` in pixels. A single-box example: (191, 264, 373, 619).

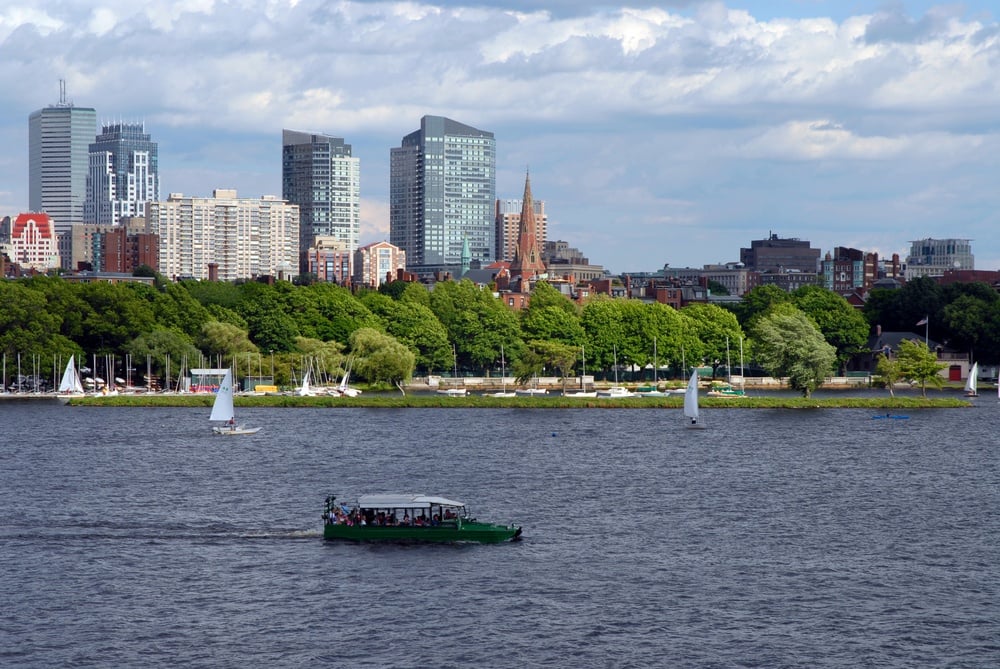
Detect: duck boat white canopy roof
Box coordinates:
(357, 494, 465, 509)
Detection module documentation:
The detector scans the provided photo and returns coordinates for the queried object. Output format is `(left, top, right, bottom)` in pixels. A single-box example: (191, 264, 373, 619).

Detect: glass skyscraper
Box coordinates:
(282, 129, 360, 274)
(85, 122, 159, 226)
(390, 116, 496, 275)
(28, 94, 97, 235)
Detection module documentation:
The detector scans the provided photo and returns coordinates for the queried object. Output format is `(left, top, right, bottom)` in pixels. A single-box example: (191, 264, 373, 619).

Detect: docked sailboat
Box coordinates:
(56, 356, 85, 402)
(211, 369, 260, 435)
(684, 370, 707, 429)
(564, 346, 597, 398)
(297, 369, 316, 397)
(486, 345, 517, 398)
(597, 345, 633, 398)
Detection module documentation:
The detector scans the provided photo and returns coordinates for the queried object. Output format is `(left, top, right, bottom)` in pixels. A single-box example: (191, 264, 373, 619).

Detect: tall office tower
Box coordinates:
(85, 122, 159, 226)
(390, 115, 495, 275)
(282, 130, 360, 274)
(28, 82, 97, 265)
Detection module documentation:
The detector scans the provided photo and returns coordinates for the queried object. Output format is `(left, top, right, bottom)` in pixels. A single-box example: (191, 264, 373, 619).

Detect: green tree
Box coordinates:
(706, 279, 729, 296)
(731, 285, 791, 327)
(681, 303, 744, 378)
(199, 321, 258, 359)
(359, 292, 451, 373)
(126, 328, 201, 381)
(792, 285, 869, 374)
(895, 339, 946, 397)
(76, 282, 157, 354)
(429, 280, 522, 371)
(940, 294, 994, 362)
(513, 340, 579, 385)
(751, 305, 836, 397)
(348, 327, 415, 386)
(521, 305, 585, 346)
(874, 353, 903, 398)
(525, 281, 579, 316)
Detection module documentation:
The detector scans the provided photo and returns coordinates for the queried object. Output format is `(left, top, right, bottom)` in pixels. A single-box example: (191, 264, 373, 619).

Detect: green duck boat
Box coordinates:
(323, 494, 522, 544)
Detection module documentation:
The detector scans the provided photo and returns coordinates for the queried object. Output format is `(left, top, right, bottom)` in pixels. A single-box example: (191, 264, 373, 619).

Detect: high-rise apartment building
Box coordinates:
(85, 122, 159, 226)
(282, 130, 360, 274)
(390, 115, 495, 275)
(28, 83, 97, 266)
(148, 190, 299, 281)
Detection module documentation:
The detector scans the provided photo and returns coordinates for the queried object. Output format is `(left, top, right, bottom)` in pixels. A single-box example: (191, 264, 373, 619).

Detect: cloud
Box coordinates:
(1, 1, 999, 273)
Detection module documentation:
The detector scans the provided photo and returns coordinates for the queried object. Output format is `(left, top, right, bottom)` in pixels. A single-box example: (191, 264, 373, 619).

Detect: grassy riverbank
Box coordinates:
(66, 394, 970, 409)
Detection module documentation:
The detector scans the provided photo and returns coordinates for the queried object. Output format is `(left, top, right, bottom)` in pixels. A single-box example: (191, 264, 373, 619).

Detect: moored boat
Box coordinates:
(706, 381, 746, 397)
(323, 494, 522, 543)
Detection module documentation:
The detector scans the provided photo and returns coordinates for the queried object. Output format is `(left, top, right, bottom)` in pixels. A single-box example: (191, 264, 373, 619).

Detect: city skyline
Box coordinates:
(1, 1, 998, 274)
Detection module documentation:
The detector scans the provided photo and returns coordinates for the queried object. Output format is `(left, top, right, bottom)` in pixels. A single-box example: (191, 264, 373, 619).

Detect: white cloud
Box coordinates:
(1, 1, 999, 272)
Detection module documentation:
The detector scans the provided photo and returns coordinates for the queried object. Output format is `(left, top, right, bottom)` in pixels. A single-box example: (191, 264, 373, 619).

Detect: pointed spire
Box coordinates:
(509, 167, 546, 283)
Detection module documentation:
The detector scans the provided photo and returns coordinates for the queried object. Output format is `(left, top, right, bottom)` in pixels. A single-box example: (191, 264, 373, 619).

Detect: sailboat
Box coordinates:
(335, 360, 362, 397)
(297, 368, 316, 397)
(637, 338, 667, 397)
(487, 345, 517, 398)
(564, 346, 597, 397)
(211, 369, 260, 435)
(56, 356, 86, 402)
(438, 345, 468, 396)
(597, 345, 633, 398)
(684, 369, 707, 429)
(965, 362, 978, 397)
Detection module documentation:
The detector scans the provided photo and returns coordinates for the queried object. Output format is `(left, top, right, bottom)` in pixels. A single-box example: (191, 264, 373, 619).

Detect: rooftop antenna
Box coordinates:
(56, 79, 73, 107)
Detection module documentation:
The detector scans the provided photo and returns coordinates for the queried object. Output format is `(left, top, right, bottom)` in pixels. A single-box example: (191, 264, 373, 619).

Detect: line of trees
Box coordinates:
(0, 273, 993, 396)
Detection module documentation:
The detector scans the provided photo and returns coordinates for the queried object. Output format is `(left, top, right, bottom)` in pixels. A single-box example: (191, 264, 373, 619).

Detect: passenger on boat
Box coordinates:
(401, 512, 411, 526)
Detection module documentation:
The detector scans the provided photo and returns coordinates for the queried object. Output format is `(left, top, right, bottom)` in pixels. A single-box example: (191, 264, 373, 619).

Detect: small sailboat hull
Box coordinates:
(213, 425, 262, 435)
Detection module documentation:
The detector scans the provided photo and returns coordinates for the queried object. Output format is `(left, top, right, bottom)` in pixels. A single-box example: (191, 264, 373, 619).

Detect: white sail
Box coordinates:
(684, 370, 704, 428)
(210, 370, 235, 422)
(58, 357, 85, 394)
(965, 363, 978, 396)
(297, 369, 314, 396)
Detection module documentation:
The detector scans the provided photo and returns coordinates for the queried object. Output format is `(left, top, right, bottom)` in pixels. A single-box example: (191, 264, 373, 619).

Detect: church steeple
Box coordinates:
(509, 169, 546, 283)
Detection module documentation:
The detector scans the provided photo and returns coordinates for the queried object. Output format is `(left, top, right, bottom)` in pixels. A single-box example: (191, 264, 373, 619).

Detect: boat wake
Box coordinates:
(2, 521, 321, 542)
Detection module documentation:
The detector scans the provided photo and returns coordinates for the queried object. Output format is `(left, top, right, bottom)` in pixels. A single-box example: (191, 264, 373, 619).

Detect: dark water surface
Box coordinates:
(1, 401, 998, 667)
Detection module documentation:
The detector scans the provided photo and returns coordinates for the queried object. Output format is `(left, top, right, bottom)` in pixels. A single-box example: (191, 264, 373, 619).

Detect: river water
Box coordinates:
(1, 400, 998, 668)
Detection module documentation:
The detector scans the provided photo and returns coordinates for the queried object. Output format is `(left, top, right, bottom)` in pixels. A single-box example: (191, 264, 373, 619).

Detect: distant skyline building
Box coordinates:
(306, 236, 353, 285)
(821, 247, 878, 294)
(85, 122, 159, 226)
(353, 240, 406, 288)
(739, 232, 821, 274)
(904, 238, 974, 280)
(495, 195, 547, 263)
(282, 130, 360, 274)
(390, 115, 495, 275)
(28, 82, 97, 266)
(148, 189, 298, 281)
(3, 213, 60, 271)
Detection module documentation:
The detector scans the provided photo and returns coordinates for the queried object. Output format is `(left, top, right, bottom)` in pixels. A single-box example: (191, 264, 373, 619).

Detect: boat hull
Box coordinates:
(324, 521, 521, 544)
(212, 425, 261, 435)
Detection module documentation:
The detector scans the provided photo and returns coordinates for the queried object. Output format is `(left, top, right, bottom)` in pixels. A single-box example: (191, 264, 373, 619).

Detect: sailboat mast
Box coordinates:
(726, 336, 731, 385)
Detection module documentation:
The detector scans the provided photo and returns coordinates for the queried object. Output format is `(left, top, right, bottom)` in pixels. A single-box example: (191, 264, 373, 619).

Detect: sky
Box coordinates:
(1, 0, 998, 274)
